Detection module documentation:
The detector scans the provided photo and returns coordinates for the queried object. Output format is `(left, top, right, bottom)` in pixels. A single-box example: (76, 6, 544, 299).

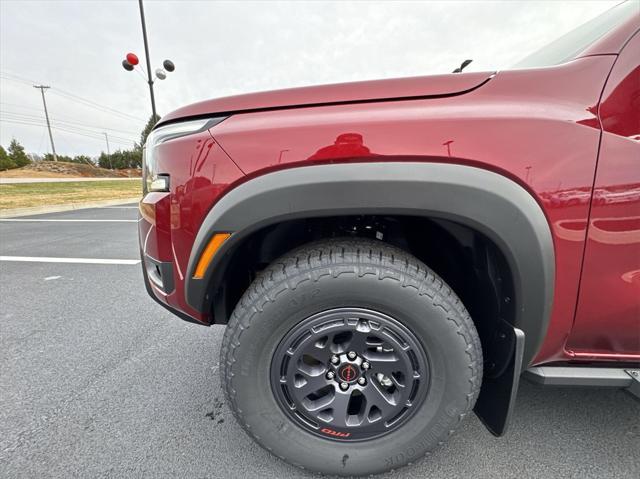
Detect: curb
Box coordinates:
(0, 197, 141, 218)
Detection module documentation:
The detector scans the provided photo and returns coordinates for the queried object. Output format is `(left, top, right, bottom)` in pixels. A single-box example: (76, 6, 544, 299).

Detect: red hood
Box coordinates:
(159, 71, 494, 125)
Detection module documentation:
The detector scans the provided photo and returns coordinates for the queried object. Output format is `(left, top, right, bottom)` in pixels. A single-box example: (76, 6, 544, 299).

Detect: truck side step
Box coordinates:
(524, 367, 640, 398)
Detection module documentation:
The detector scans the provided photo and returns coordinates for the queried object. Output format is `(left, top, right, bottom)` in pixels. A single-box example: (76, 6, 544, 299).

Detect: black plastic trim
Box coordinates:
(152, 116, 228, 136)
(139, 250, 206, 326)
(144, 254, 175, 294)
(185, 162, 555, 366)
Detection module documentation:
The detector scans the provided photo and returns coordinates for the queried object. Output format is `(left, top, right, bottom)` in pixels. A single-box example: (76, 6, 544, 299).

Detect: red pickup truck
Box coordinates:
(139, 2, 639, 475)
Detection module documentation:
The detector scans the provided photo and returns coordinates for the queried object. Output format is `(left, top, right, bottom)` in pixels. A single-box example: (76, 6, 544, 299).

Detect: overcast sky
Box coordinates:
(0, 0, 621, 157)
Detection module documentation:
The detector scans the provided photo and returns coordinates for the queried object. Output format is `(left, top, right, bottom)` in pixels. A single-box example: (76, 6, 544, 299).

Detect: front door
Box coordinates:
(567, 32, 640, 359)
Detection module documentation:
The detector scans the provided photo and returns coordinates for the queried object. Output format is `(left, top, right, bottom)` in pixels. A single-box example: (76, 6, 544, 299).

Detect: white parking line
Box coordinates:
(99, 206, 139, 209)
(0, 219, 138, 223)
(0, 256, 141, 265)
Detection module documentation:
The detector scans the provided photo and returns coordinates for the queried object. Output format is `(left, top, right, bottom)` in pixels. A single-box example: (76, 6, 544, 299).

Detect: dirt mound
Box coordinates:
(0, 162, 141, 178)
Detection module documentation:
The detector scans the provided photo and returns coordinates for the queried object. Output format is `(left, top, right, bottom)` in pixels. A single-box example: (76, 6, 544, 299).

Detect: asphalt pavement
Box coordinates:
(1, 204, 638, 478)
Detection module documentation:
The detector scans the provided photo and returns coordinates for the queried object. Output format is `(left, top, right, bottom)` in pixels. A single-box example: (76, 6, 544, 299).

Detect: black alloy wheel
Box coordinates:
(271, 308, 429, 441)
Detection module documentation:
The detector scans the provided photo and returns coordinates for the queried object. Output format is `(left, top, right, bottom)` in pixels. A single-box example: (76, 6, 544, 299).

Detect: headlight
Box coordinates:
(142, 117, 227, 194)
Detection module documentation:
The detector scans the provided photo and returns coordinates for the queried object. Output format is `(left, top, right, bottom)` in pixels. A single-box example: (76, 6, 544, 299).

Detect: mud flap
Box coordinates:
(474, 320, 525, 436)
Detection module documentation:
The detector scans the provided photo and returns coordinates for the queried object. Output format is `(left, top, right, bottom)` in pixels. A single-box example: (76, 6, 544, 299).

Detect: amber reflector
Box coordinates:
(138, 200, 156, 225)
(193, 233, 231, 279)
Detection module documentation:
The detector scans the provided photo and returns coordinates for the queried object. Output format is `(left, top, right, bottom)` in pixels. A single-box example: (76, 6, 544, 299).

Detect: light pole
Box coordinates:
(138, 0, 156, 119)
(122, 0, 175, 122)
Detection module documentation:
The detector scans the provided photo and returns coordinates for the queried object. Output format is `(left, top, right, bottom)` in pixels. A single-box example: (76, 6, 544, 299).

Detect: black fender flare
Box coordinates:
(186, 162, 554, 367)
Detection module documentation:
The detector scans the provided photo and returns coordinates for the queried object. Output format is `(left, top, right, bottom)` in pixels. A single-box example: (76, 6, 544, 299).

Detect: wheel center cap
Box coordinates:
(338, 364, 359, 382)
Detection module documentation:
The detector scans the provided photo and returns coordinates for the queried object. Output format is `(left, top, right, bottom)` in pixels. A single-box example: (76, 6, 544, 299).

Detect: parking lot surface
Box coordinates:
(1, 204, 638, 478)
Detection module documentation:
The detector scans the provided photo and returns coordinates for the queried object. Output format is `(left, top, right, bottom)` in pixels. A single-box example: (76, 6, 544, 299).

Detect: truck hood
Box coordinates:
(159, 71, 494, 125)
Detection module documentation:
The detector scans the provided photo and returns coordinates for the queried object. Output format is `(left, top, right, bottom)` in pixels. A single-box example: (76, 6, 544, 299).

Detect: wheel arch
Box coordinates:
(186, 161, 554, 368)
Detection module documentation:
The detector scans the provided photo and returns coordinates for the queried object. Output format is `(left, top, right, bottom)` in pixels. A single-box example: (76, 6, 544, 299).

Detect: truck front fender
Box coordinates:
(186, 161, 554, 368)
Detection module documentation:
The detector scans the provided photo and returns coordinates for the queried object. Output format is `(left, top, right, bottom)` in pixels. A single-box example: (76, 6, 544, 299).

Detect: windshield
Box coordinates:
(513, 1, 638, 69)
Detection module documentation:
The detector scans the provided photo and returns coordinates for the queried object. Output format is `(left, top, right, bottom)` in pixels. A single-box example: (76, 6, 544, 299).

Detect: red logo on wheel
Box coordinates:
(338, 364, 358, 382)
(321, 427, 351, 438)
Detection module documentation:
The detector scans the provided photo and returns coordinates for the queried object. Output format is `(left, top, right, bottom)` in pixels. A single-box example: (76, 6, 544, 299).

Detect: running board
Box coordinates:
(524, 367, 640, 398)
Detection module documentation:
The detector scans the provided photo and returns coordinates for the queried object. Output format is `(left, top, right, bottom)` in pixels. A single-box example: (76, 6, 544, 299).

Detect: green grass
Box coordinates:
(0, 180, 142, 210)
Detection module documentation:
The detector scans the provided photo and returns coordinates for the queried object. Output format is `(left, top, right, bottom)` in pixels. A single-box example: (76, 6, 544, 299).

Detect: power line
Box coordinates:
(0, 70, 147, 122)
(50, 88, 146, 122)
(0, 72, 33, 86)
(0, 109, 139, 137)
(36, 125, 47, 152)
(1, 110, 138, 138)
(0, 102, 47, 113)
(1, 114, 137, 144)
(1, 111, 138, 139)
(2, 118, 133, 144)
(0, 71, 35, 83)
(1, 71, 145, 122)
(0, 119, 136, 147)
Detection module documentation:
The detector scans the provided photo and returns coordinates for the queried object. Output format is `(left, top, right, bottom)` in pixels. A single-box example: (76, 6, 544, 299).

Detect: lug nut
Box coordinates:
(330, 355, 340, 365)
(347, 351, 357, 360)
(340, 382, 349, 391)
(357, 377, 367, 386)
(326, 371, 335, 380)
(361, 361, 370, 370)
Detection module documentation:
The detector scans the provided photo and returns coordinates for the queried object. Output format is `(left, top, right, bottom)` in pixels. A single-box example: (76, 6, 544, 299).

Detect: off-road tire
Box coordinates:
(220, 238, 482, 476)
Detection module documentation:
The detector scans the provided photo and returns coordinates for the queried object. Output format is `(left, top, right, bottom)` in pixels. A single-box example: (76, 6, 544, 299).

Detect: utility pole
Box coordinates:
(138, 0, 157, 120)
(103, 132, 111, 155)
(33, 85, 57, 161)
(103, 132, 113, 169)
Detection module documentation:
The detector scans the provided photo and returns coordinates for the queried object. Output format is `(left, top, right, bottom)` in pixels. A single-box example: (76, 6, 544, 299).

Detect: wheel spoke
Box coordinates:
(347, 332, 369, 352)
(366, 379, 399, 408)
(389, 372, 406, 389)
(294, 372, 330, 398)
(364, 394, 396, 422)
(366, 356, 402, 377)
(327, 390, 352, 428)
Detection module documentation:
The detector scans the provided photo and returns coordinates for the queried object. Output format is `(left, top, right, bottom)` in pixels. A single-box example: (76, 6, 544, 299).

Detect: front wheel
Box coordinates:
(220, 238, 482, 476)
